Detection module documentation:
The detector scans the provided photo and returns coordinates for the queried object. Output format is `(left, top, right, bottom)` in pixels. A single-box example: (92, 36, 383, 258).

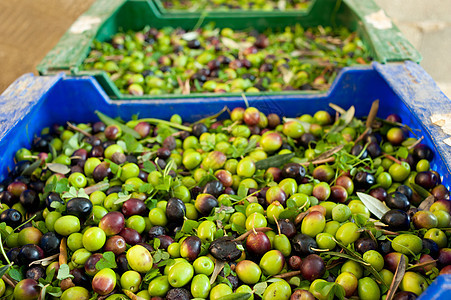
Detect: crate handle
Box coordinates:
(375, 61, 451, 174)
(344, 0, 422, 63)
(36, 0, 128, 75)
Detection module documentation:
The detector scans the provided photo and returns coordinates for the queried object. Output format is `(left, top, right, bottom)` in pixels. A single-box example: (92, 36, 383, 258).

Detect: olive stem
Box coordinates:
(406, 259, 438, 271)
(66, 122, 92, 137)
(300, 156, 335, 166)
(310, 247, 330, 252)
(2, 274, 16, 288)
(382, 153, 403, 165)
(98, 291, 116, 300)
(22, 155, 40, 159)
(241, 93, 250, 108)
(252, 214, 257, 235)
(407, 136, 424, 150)
(123, 289, 145, 300)
(233, 227, 273, 242)
(104, 55, 124, 61)
(378, 229, 400, 236)
(127, 118, 192, 132)
(354, 127, 370, 144)
(273, 270, 301, 278)
(12, 214, 37, 233)
(83, 181, 110, 195)
(273, 216, 281, 236)
(195, 106, 228, 124)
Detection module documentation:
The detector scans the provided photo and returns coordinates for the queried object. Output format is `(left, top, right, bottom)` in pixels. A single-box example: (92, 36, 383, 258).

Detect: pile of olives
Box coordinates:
(82, 24, 370, 96)
(161, 0, 311, 11)
(0, 104, 450, 300)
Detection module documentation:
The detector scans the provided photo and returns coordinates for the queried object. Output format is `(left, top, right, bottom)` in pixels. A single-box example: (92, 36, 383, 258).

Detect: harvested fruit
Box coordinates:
(0, 104, 449, 300)
(82, 24, 370, 96)
(162, 0, 311, 11)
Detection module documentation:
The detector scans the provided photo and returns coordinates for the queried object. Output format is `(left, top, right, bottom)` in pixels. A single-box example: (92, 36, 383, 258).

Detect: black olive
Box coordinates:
(192, 123, 208, 138)
(165, 198, 186, 224)
(351, 144, 368, 159)
(413, 144, 434, 162)
(354, 237, 378, 254)
(148, 225, 166, 238)
(202, 180, 224, 198)
(18, 244, 44, 265)
(281, 163, 306, 183)
(385, 192, 410, 211)
(379, 239, 392, 255)
(66, 197, 93, 221)
(19, 190, 39, 211)
(0, 209, 23, 228)
(106, 185, 122, 195)
(166, 288, 190, 300)
(39, 232, 61, 256)
(299, 133, 316, 148)
(187, 39, 201, 49)
(25, 266, 45, 281)
(11, 161, 32, 178)
(209, 236, 242, 261)
(381, 209, 410, 231)
(396, 185, 413, 201)
(354, 171, 375, 190)
(422, 238, 439, 258)
(0, 191, 14, 206)
(367, 142, 382, 158)
(291, 233, 317, 256)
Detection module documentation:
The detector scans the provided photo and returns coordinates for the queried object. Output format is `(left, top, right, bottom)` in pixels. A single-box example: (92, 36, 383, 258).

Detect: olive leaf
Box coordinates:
(210, 259, 225, 285)
(181, 31, 199, 41)
(327, 240, 388, 289)
(21, 159, 42, 176)
(8, 267, 23, 281)
(255, 153, 295, 169)
(410, 183, 432, 199)
(221, 37, 252, 51)
(311, 145, 343, 162)
(0, 263, 12, 278)
(418, 195, 436, 211)
(142, 161, 157, 173)
(56, 264, 74, 281)
(280, 67, 294, 85)
(218, 293, 252, 300)
(327, 106, 355, 134)
(277, 0, 287, 10)
(95, 111, 141, 139)
(386, 254, 406, 300)
(95, 252, 117, 270)
(83, 181, 110, 195)
(363, 99, 379, 129)
(253, 281, 268, 296)
(357, 192, 390, 219)
(46, 163, 71, 175)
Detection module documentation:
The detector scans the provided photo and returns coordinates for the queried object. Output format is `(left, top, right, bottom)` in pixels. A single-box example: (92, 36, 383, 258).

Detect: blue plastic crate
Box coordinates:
(0, 61, 450, 298)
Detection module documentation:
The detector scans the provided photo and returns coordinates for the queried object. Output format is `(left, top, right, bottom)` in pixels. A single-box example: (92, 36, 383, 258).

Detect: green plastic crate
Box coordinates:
(37, 0, 421, 100)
